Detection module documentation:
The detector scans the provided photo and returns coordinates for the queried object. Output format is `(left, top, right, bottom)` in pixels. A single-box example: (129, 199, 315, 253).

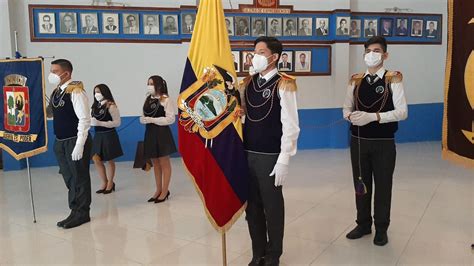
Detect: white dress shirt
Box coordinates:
(96, 103, 121, 128)
(59, 79, 91, 140)
(149, 96, 176, 126)
(343, 67, 408, 123)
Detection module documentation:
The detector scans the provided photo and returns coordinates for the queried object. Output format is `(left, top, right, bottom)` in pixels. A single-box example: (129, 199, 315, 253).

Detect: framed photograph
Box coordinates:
(350, 19, 361, 38)
(295, 51, 311, 72)
(252, 17, 266, 37)
(59, 12, 77, 34)
(278, 51, 293, 72)
(267, 17, 282, 37)
(425, 20, 439, 38)
(364, 19, 377, 38)
(298, 17, 313, 36)
(411, 19, 423, 37)
(80, 13, 99, 34)
(225, 16, 234, 36)
(380, 18, 393, 36)
(162, 15, 179, 35)
(231, 51, 240, 72)
(123, 13, 139, 34)
(235, 16, 250, 36)
(283, 17, 297, 36)
(143, 14, 160, 35)
(396, 18, 409, 36)
(181, 13, 196, 34)
(102, 13, 119, 34)
(315, 18, 329, 36)
(38, 13, 56, 34)
(336, 17, 350, 36)
(241, 51, 254, 72)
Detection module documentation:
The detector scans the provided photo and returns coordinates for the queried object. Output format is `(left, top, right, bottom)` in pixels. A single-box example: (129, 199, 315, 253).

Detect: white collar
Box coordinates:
(364, 67, 386, 79)
(259, 68, 278, 81)
(59, 79, 72, 91)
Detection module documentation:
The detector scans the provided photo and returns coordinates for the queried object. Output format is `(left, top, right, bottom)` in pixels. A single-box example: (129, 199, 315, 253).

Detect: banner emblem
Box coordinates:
(3, 76, 30, 133)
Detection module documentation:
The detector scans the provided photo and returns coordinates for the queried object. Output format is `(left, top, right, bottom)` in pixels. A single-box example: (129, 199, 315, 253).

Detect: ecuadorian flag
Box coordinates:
(177, 0, 249, 232)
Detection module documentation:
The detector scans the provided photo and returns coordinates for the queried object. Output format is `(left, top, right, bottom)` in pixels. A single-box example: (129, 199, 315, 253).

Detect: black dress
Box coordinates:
(143, 96, 177, 159)
(91, 103, 123, 162)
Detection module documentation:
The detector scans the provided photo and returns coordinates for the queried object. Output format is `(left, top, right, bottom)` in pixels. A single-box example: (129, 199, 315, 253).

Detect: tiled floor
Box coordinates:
(0, 141, 472, 265)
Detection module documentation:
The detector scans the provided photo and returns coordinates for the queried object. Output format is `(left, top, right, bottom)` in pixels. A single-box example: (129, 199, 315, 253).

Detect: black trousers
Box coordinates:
(350, 136, 396, 232)
(54, 136, 92, 216)
(245, 152, 284, 261)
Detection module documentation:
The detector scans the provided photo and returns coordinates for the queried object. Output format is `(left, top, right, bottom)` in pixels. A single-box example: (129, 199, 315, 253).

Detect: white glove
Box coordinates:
(269, 163, 289, 187)
(139, 116, 147, 124)
(90, 117, 98, 126)
(71, 136, 86, 161)
(350, 111, 378, 126)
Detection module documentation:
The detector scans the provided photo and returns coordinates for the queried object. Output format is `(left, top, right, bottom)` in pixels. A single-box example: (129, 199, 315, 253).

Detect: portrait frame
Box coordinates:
(315, 17, 329, 36)
(59, 12, 78, 34)
(267, 17, 282, 37)
(251, 17, 267, 37)
(181, 13, 197, 35)
(80, 13, 99, 34)
(234, 16, 250, 36)
(336, 16, 350, 36)
(143, 14, 160, 35)
(425, 20, 439, 38)
(294, 51, 312, 73)
(380, 18, 393, 37)
(102, 13, 119, 34)
(297, 17, 313, 36)
(350, 19, 361, 38)
(241, 51, 254, 73)
(395, 18, 409, 36)
(162, 14, 179, 35)
(411, 19, 424, 37)
(231, 51, 240, 72)
(38, 12, 56, 34)
(283, 17, 297, 36)
(122, 13, 140, 34)
(363, 19, 378, 38)
(225, 16, 234, 36)
(278, 51, 294, 72)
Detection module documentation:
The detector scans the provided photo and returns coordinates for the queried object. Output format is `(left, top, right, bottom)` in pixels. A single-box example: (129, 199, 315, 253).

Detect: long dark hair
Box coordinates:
(148, 75, 168, 96)
(92, 84, 115, 110)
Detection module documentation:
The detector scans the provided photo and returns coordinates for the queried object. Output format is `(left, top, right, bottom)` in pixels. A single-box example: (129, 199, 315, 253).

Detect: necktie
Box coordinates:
(258, 77, 266, 86)
(367, 74, 378, 84)
(148, 26, 152, 34)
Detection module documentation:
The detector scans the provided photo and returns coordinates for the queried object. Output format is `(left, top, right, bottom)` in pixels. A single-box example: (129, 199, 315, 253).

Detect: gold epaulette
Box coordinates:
(278, 72, 297, 92)
(65, 81, 84, 93)
(239, 75, 253, 89)
(385, 71, 403, 83)
(349, 73, 365, 86)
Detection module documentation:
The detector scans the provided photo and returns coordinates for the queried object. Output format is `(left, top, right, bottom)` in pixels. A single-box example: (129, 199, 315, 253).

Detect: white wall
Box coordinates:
(7, 0, 446, 116)
(0, 0, 12, 58)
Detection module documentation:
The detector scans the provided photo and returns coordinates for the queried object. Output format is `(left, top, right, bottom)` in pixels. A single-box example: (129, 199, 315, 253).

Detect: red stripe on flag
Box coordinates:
(178, 125, 245, 228)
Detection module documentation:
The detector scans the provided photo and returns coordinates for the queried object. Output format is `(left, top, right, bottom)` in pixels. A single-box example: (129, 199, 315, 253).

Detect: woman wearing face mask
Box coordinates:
(90, 84, 123, 194)
(140, 75, 177, 203)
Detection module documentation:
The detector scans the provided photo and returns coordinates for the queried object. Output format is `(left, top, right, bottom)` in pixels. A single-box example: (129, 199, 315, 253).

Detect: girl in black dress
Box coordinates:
(91, 84, 123, 194)
(140, 75, 177, 203)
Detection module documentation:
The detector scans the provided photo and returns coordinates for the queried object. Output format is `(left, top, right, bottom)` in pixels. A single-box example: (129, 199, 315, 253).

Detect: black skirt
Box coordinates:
(144, 124, 177, 159)
(91, 129, 124, 162)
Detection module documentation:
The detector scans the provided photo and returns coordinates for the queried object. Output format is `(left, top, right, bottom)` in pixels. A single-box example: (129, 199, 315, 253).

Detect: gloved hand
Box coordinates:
(350, 111, 378, 126)
(71, 136, 86, 161)
(90, 117, 98, 126)
(139, 116, 148, 124)
(269, 163, 289, 187)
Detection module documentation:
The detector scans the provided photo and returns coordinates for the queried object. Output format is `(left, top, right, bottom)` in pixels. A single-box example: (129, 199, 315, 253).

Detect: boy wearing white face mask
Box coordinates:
(240, 36, 300, 266)
(48, 59, 92, 229)
(342, 36, 408, 246)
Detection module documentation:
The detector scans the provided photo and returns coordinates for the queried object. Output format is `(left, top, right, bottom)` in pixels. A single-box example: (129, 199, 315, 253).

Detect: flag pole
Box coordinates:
(26, 158, 37, 223)
(222, 232, 227, 266)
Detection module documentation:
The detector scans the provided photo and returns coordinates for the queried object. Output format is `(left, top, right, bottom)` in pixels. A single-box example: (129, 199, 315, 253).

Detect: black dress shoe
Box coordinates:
(103, 182, 116, 194)
(346, 225, 372, 239)
(57, 212, 75, 227)
(147, 197, 157, 202)
(373, 231, 388, 246)
(95, 188, 106, 194)
(154, 191, 170, 203)
(264, 257, 279, 266)
(248, 257, 265, 266)
(63, 215, 91, 229)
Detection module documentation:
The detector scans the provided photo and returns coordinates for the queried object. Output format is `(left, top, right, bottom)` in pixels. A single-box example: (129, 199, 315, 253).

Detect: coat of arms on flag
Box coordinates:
(4, 74, 31, 132)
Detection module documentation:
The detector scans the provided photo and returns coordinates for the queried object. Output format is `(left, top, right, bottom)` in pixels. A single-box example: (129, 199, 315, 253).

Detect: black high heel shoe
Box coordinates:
(96, 188, 106, 194)
(154, 191, 170, 203)
(103, 182, 115, 194)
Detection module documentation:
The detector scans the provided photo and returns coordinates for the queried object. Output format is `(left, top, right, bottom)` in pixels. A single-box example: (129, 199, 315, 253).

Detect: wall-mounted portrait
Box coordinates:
(411, 19, 423, 37)
(267, 17, 282, 37)
(231, 51, 240, 72)
(396, 18, 409, 36)
(380, 18, 393, 36)
(364, 19, 377, 38)
(162, 15, 179, 35)
(295, 51, 311, 72)
(242, 51, 254, 72)
(336, 17, 350, 36)
(182, 13, 196, 34)
(283, 17, 297, 36)
(252, 17, 266, 37)
(102, 13, 119, 34)
(59, 12, 77, 34)
(315, 18, 329, 36)
(80, 13, 99, 34)
(425, 20, 439, 38)
(298, 17, 313, 36)
(123, 13, 139, 34)
(235, 16, 250, 36)
(225, 16, 234, 36)
(38, 13, 56, 34)
(278, 51, 293, 72)
(350, 19, 361, 38)
(143, 14, 160, 35)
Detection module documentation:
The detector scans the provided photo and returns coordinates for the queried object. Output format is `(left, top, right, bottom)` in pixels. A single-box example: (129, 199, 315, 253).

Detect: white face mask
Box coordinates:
(147, 85, 155, 95)
(364, 51, 383, 68)
(94, 93, 104, 102)
(48, 72, 61, 86)
(250, 54, 273, 75)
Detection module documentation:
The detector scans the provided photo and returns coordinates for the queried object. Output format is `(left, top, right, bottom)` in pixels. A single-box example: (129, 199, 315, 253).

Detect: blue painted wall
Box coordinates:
(2, 102, 443, 171)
